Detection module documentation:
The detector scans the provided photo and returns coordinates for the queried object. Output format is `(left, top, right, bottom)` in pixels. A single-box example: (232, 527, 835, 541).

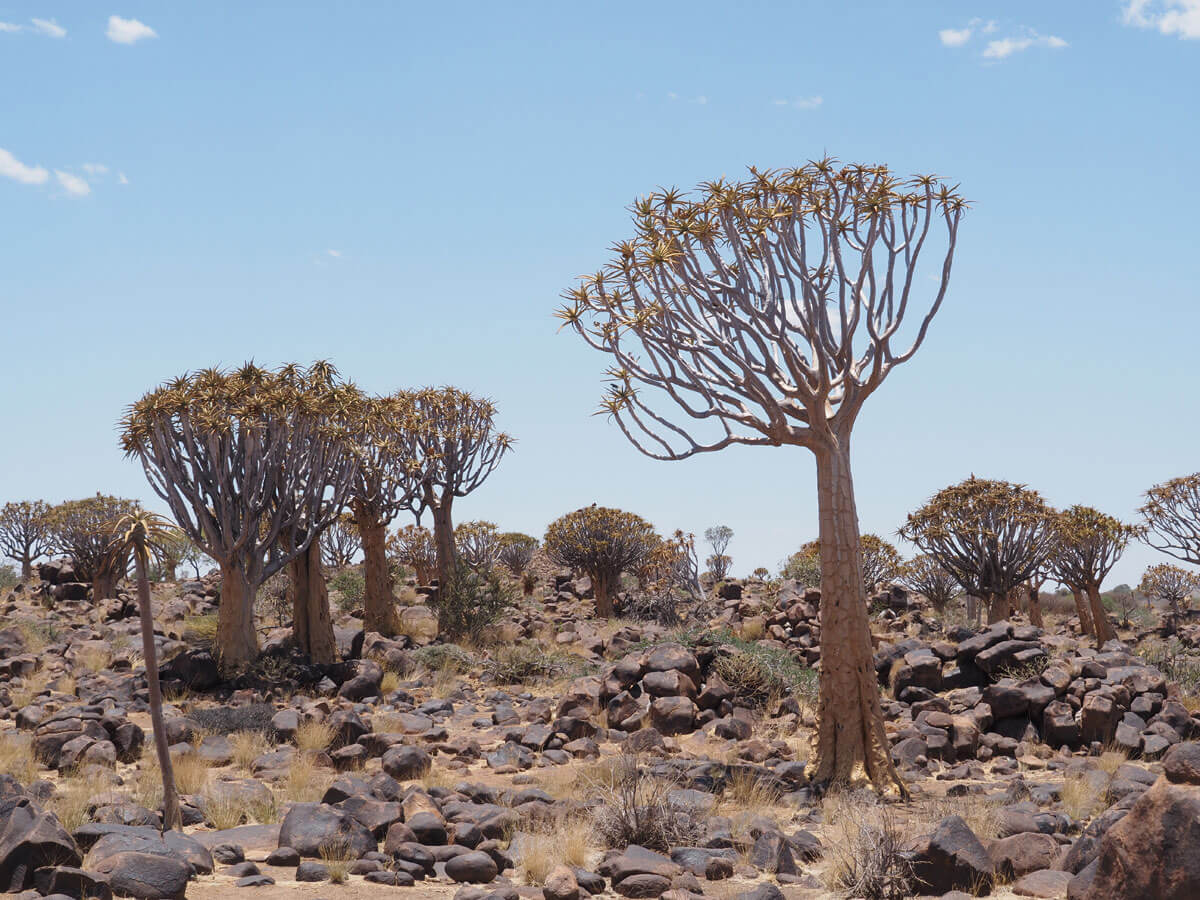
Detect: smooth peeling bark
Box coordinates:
(430, 502, 456, 590)
(20, 557, 33, 580)
(1071, 587, 1095, 635)
(133, 548, 181, 831)
(92, 568, 120, 603)
(291, 540, 336, 665)
(1086, 583, 1117, 644)
(987, 591, 1011, 624)
(592, 568, 615, 618)
(216, 560, 258, 673)
(355, 506, 395, 635)
(1027, 585, 1044, 629)
(809, 442, 907, 797)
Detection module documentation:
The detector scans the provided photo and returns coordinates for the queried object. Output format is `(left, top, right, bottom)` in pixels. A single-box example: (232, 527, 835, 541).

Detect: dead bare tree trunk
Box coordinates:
(810, 442, 906, 797)
(216, 561, 258, 670)
(133, 546, 182, 831)
(987, 591, 1010, 624)
(431, 501, 456, 589)
(1027, 584, 1044, 629)
(355, 503, 394, 635)
(1086, 583, 1116, 644)
(291, 540, 336, 665)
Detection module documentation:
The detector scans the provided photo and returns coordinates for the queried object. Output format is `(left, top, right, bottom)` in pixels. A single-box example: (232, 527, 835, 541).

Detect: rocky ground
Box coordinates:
(2, 561, 1200, 900)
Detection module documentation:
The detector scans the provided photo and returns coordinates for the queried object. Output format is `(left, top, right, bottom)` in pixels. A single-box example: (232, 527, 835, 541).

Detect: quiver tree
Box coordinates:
(345, 392, 424, 634)
(320, 513, 363, 570)
(558, 160, 965, 795)
(153, 531, 194, 582)
(1139, 563, 1200, 629)
(900, 554, 961, 613)
(780, 541, 822, 587)
(120, 362, 360, 672)
(407, 388, 512, 588)
(1140, 473, 1200, 565)
(497, 532, 538, 577)
(46, 495, 142, 600)
(704, 525, 734, 581)
(900, 477, 1055, 626)
(388, 525, 436, 584)
(544, 506, 657, 617)
(455, 521, 500, 571)
(1049, 506, 1137, 645)
(861, 534, 903, 593)
(110, 511, 183, 831)
(0, 500, 53, 579)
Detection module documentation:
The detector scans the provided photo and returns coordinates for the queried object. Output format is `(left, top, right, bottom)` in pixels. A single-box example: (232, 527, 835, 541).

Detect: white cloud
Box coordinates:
(667, 91, 678, 100)
(983, 32, 1069, 59)
(82, 162, 109, 175)
(773, 96, 823, 110)
(326, 249, 341, 258)
(1123, 0, 1200, 38)
(55, 170, 90, 196)
(0, 21, 22, 33)
(939, 27, 972, 47)
(118, 172, 129, 185)
(0, 148, 49, 185)
(692, 95, 707, 105)
(30, 17, 66, 38)
(106, 15, 156, 44)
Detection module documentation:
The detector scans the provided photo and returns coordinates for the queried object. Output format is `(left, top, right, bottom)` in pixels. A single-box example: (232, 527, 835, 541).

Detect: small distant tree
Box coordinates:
(1139, 563, 1200, 629)
(544, 506, 658, 617)
(388, 524, 436, 584)
(900, 477, 1055, 625)
(0, 500, 53, 579)
(320, 513, 363, 570)
(455, 521, 500, 572)
(407, 388, 512, 588)
(861, 534, 903, 593)
(704, 525, 734, 581)
(1049, 506, 1137, 645)
(152, 530, 194, 582)
(121, 362, 360, 672)
(631, 530, 703, 624)
(780, 541, 822, 588)
(46, 495, 142, 600)
(1140, 473, 1200, 565)
(497, 532, 539, 576)
(1107, 584, 1138, 627)
(179, 541, 209, 580)
(751, 566, 770, 580)
(900, 554, 961, 613)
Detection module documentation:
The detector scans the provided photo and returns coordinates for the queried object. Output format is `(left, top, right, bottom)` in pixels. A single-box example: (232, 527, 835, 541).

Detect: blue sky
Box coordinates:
(2, 1, 1198, 586)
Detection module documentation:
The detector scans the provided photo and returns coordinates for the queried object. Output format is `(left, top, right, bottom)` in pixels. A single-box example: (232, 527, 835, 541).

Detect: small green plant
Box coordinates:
(329, 569, 366, 612)
(780, 543, 821, 587)
(487, 642, 589, 684)
(430, 559, 513, 639)
(0, 565, 19, 590)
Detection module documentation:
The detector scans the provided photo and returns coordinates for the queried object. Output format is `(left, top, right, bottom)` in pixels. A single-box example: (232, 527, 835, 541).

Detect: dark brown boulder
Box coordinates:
(0, 798, 82, 891)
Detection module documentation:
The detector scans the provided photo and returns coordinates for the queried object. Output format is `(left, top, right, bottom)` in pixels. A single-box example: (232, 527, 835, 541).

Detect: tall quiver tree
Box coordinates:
(899, 477, 1055, 625)
(407, 388, 512, 589)
(0, 501, 53, 579)
(121, 362, 360, 673)
(1050, 506, 1136, 645)
(46, 495, 141, 600)
(345, 392, 423, 635)
(1140, 473, 1200, 565)
(557, 160, 966, 795)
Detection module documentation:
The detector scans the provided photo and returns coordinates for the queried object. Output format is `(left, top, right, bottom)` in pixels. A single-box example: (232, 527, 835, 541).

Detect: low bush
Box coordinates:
(589, 756, 706, 852)
(430, 561, 513, 639)
(328, 569, 365, 612)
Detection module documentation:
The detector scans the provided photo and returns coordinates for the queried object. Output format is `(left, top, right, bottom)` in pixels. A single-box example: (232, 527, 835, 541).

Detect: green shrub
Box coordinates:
(430, 560, 513, 639)
(780, 545, 820, 587)
(328, 569, 365, 612)
(409, 643, 475, 674)
(486, 642, 588, 684)
(0, 565, 19, 590)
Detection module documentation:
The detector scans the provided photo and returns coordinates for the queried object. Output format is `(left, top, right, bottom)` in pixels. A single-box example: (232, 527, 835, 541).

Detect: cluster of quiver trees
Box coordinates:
(119, 363, 511, 673)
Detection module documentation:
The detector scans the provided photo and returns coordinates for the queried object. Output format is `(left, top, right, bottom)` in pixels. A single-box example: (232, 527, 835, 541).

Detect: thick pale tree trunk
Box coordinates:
(92, 568, 119, 603)
(1086, 583, 1116, 645)
(592, 568, 615, 618)
(355, 504, 395, 635)
(1027, 584, 1044, 629)
(291, 540, 336, 665)
(216, 560, 257, 673)
(987, 591, 1010, 624)
(20, 557, 33, 580)
(1071, 588, 1095, 635)
(430, 501, 456, 590)
(809, 441, 907, 797)
(133, 547, 181, 831)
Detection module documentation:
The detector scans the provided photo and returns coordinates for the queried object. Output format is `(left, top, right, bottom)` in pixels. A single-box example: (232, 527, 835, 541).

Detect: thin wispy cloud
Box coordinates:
(1123, 0, 1200, 39)
(118, 172, 129, 185)
(82, 163, 109, 176)
(772, 96, 823, 110)
(326, 249, 342, 258)
(106, 15, 156, 44)
(0, 148, 49, 185)
(940, 18, 1067, 61)
(0, 21, 22, 33)
(30, 18, 66, 38)
(55, 170, 91, 197)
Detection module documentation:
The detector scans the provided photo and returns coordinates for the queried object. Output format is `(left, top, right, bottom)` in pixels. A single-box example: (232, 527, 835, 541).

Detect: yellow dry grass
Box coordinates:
(229, 730, 272, 772)
(517, 818, 593, 885)
(281, 753, 333, 803)
(295, 719, 335, 752)
(0, 732, 39, 785)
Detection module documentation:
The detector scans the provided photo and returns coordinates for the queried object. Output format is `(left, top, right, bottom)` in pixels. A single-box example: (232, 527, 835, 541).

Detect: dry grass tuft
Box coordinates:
(823, 790, 914, 900)
(588, 755, 706, 852)
(914, 791, 1001, 843)
(1060, 773, 1108, 822)
(1097, 747, 1127, 777)
(319, 839, 354, 884)
(77, 646, 113, 673)
(229, 730, 272, 772)
(380, 670, 401, 695)
(282, 754, 333, 803)
(8, 670, 50, 710)
(48, 773, 94, 833)
(517, 818, 593, 885)
(0, 732, 39, 785)
(718, 767, 784, 816)
(170, 751, 211, 795)
(295, 719, 335, 752)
